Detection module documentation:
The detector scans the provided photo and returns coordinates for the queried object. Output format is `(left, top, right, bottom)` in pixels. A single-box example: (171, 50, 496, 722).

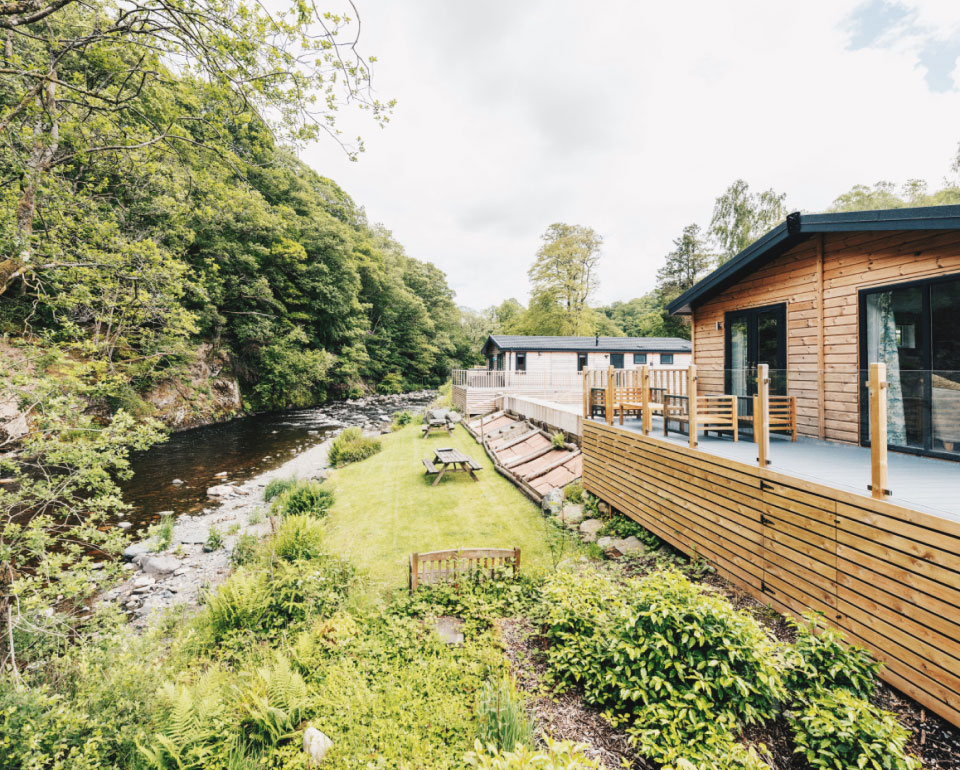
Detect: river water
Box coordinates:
(120, 392, 436, 530)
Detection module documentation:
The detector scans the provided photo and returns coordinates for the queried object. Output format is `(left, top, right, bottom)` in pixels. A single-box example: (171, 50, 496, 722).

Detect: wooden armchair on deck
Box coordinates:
(738, 395, 797, 442)
(663, 394, 738, 441)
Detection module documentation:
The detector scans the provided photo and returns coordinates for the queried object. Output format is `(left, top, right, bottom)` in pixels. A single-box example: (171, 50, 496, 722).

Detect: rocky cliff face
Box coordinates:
(144, 344, 243, 431)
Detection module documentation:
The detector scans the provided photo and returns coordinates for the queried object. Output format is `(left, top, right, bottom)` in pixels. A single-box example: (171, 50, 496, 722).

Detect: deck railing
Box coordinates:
(451, 369, 585, 390)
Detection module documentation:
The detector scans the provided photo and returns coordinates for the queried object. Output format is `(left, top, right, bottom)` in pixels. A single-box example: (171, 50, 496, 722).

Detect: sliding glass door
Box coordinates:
(860, 275, 960, 458)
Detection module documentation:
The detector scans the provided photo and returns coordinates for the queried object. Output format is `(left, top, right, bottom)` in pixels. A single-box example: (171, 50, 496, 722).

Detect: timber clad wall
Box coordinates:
(583, 420, 960, 729)
(692, 230, 960, 443)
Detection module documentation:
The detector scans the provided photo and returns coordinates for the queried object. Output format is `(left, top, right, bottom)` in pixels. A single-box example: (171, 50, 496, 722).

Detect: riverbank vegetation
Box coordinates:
(0, 422, 931, 769)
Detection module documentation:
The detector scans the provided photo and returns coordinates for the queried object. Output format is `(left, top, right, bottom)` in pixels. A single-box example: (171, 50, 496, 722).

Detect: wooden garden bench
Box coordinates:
(409, 547, 520, 590)
(422, 457, 439, 474)
(664, 394, 739, 441)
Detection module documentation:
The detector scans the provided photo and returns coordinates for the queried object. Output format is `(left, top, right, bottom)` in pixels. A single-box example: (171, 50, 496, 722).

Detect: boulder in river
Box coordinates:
(206, 484, 235, 498)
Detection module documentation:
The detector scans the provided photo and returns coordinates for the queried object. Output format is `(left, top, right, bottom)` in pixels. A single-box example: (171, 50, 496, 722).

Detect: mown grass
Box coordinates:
(323, 422, 578, 590)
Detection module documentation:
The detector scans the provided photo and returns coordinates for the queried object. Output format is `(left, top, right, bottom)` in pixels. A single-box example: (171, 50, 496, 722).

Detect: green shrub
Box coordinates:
(263, 477, 297, 502)
(464, 738, 602, 769)
(204, 526, 223, 551)
(596, 513, 658, 547)
(391, 410, 416, 430)
(230, 534, 258, 567)
(789, 688, 920, 770)
(563, 482, 584, 504)
(272, 514, 325, 562)
(272, 479, 335, 517)
(476, 675, 534, 752)
(148, 512, 176, 551)
(784, 613, 881, 699)
(543, 568, 785, 768)
(233, 654, 308, 748)
(204, 570, 272, 638)
(327, 427, 381, 467)
(378, 371, 403, 394)
(138, 670, 233, 770)
(551, 431, 566, 449)
(433, 380, 453, 408)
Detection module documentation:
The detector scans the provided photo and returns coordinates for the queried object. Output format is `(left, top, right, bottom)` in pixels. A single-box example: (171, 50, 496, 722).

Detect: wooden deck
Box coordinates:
(608, 414, 960, 521)
(582, 418, 960, 730)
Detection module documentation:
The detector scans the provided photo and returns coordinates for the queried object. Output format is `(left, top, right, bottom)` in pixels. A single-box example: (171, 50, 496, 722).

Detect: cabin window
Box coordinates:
(633, 353, 647, 364)
(516, 352, 526, 372)
(660, 353, 674, 365)
(860, 274, 960, 458)
(610, 353, 624, 369)
(577, 352, 588, 371)
(724, 304, 787, 398)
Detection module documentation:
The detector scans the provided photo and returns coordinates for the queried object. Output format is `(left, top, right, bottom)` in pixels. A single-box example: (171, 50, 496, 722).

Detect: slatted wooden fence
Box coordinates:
(582, 419, 960, 729)
(409, 547, 521, 590)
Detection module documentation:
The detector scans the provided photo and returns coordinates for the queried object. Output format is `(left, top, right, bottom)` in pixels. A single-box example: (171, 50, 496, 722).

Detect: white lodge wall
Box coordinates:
(691, 230, 960, 444)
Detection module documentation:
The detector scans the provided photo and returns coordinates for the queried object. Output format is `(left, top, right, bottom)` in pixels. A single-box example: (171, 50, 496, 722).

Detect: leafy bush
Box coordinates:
(596, 513, 658, 547)
(563, 483, 584, 504)
(551, 431, 566, 449)
(230, 534, 258, 566)
(271, 479, 334, 518)
(272, 514, 325, 562)
(784, 613, 881, 699)
(464, 738, 602, 770)
(392, 570, 542, 636)
(543, 568, 785, 768)
(476, 675, 534, 752)
(378, 371, 403, 394)
(204, 526, 223, 551)
(391, 410, 417, 430)
(789, 688, 920, 770)
(263, 477, 297, 502)
(139, 671, 233, 770)
(204, 559, 352, 643)
(233, 654, 308, 749)
(328, 427, 381, 466)
(149, 512, 176, 551)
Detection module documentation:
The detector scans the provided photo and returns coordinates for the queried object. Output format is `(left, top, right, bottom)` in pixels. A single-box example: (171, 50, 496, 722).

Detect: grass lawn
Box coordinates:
(323, 422, 578, 591)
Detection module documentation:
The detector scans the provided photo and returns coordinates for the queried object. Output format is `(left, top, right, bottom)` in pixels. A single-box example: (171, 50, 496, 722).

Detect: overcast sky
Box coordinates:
(302, 0, 960, 310)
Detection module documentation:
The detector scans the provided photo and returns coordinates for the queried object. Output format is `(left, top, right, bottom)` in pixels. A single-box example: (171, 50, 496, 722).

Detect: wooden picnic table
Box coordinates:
(422, 447, 482, 485)
(421, 418, 452, 437)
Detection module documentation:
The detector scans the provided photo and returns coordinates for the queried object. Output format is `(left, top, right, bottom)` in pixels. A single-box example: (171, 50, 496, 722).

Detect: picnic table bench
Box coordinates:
(422, 447, 482, 485)
(421, 418, 453, 437)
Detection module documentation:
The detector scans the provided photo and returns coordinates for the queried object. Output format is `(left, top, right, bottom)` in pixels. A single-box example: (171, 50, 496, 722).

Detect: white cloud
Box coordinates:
(302, 0, 960, 309)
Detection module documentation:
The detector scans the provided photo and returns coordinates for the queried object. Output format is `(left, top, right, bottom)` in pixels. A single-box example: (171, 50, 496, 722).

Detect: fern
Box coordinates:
(234, 653, 309, 748)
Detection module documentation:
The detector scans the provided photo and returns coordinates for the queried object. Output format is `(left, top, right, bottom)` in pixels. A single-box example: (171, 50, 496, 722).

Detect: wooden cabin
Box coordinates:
(668, 206, 960, 461)
(579, 206, 960, 730)
(481, 335, 692, 373)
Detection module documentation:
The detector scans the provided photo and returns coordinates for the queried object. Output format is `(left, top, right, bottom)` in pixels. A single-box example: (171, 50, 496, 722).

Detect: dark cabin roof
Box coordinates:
(667, 205, 960, 315)
(482, 335, 692, 357)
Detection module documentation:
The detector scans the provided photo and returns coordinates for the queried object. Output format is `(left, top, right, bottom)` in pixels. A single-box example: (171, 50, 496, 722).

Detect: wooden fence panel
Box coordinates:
(582, 420, 960, 729)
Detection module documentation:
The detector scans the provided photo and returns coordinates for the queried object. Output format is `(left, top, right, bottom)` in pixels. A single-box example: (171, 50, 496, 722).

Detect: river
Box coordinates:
(120, 391, 436, 530)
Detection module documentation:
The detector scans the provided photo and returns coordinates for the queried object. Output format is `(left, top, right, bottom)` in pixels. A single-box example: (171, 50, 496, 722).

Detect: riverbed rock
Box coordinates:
(139, 555, 180, 575)
(579, 519, 603, 542)
(171, 478, 184, 485)
(117, 521, 132, 529)
(206, 484, 235, 498)
(123, 542, 153, 561)
(214, 471, 229, 478)
(303, 727, 332, 765)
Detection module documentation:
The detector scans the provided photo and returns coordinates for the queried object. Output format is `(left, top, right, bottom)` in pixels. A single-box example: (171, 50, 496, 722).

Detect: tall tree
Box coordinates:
(0, 0, 391, 297)
(829, 179, 960, 212)
(527, 223, 602, 335)
(709, 179, 787, 264)
(656, 224, 713, 296)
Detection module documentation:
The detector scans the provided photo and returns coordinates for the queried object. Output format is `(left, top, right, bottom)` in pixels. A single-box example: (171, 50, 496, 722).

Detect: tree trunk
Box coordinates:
(0, 66, 57, 297)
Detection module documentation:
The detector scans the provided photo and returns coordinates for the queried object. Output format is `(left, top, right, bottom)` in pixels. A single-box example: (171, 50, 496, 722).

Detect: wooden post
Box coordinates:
(409, 552, 419, 591)
(605, 365, 615, 425)
(869, 362, 889, 499)
(687, 365, 698, 448)
(513, 547, 521, 576)
(756, 363, 770, 467)
(641, 364, 651, 435)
